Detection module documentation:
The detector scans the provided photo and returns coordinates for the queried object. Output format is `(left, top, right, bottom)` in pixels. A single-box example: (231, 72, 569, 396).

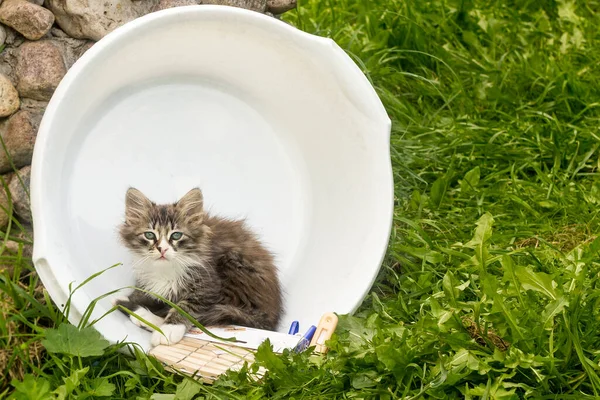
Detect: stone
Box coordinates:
(3, 24, 24, 47)
(0, 42, 16, 84)
(0, 110, 41, 174)
(0, 73, 19, 117)
(18, 97, 47, 113)
(50, 34, 94, 69)
(202, 0, 267, 12)
(153, 0, 199, 11)
(50, 26, 70, 38)
(16, 40, 66, 101)
(0, 0, 55, 41)
(2, 230, 34, 275)
(266, 0, 295, 14)
(5, 239, 33, 258)
(0, 24, 6, 47)
(76, 40, 94, 59)
(46, 0, 159, 41)
(0, 180, 9, 229)
(8, 165, 30, 223)
(153, 0, 274, 12)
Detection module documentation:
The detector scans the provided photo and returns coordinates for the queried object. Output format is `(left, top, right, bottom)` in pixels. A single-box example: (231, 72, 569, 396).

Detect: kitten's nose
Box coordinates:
(157, 239, 169, 257)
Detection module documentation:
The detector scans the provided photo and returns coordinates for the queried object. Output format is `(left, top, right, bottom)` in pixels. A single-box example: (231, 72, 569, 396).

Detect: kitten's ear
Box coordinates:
(125, 188, 152, 224)
(177, 188, 204, 223)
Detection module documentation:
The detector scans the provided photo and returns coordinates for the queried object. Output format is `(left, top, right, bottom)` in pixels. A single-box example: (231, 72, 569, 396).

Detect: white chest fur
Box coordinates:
(132, 258, 189, 300)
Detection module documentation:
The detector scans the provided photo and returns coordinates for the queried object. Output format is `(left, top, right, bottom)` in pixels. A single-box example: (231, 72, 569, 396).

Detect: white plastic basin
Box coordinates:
(31, 5, 392, 352)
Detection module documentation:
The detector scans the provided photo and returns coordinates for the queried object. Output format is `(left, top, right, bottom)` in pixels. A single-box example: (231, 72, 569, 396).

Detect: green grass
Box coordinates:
(3, 0, 600, 398)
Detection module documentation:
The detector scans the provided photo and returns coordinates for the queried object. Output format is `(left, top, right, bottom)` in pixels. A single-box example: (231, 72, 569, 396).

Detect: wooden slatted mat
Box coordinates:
(150, 336, 263, 383)
(148, 324, 301, 383)
(148, 314, 338, 383)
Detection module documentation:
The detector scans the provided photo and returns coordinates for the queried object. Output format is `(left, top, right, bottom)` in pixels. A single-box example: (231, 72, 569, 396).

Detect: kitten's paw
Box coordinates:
(151, 324, 187, 346)
(111, 296, 129, 307)
(130, 307, 165, 331)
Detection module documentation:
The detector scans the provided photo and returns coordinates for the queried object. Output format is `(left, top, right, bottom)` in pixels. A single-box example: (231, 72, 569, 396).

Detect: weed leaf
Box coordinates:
(542, 297, 569, 327)
(460, 166, 480, 193)
(42, 324, 109, 357)
(465, 213, 494, 268)
(430, 175, 448, 207)
(465, 213, 494, 249)
(514, 267, 557, 300)
(492, 295, 525, 340)
(501, 255, 524, 305)
(88, 378, 116, 397)
(255, 339, 285, 372)
(55, 367, 88, 400)
(442, 271, 460, 306)
(175, 379, 202, 400)
(351, 372, 378, 389)
(10, 375, 53, 400)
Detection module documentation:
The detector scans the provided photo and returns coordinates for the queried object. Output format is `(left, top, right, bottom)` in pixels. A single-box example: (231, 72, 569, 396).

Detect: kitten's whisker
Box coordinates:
(176, 255, 212, 278)
(131, 255, 151, 269)
(173, 256, 211, 287)
(175, 254, 196, 266)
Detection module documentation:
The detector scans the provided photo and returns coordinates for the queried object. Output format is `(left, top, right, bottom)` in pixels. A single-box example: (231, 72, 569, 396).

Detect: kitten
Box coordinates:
(114, 187, 283, 346)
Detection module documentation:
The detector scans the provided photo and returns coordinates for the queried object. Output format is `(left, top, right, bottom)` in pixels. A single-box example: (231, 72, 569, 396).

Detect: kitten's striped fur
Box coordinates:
(115, 188, 282, 346)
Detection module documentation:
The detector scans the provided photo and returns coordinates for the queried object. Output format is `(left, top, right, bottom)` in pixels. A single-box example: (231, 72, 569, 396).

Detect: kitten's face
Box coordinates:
(119, 188, 208, 265)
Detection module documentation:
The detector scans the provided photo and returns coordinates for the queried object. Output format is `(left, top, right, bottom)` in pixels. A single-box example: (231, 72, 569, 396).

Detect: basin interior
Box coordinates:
(33, 7, 392, 351)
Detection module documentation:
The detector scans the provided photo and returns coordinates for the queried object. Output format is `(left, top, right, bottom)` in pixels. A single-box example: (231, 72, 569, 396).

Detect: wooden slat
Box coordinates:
(150, 338, 265, 384)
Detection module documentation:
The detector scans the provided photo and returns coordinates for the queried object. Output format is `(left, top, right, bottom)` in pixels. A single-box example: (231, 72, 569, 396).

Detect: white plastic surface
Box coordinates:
(30, 5, 393, 352)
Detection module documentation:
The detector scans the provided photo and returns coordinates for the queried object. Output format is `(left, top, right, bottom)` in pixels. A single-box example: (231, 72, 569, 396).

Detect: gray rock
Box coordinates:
(5, 239, 22, 254)
(153, 0, 275, 12)
(0, 110, 41, 174)
(18, 98, 46, 113)
(266, 0, 295, 14)
(202, 0, 267, 12)
(0, 24, 6, 47)
(2, 24, 24, 47)
(46, 0, 159, 41)
(153, 0, 199, 11)
(50, 26, 70, 38)
(0, 0, 55, 41)
(1, 32, 91, 88)
(8, 164, 30, 222)
(50, 34, 94, 69)
(16, 40, 66, 101)
(0, 177, 10, 229)
(0, 73, 19, 117)
(2, 229, 34, 274)
(0, 41, 16, 84)
(5, 238, 33, 258)
(75, 40, 94, 59)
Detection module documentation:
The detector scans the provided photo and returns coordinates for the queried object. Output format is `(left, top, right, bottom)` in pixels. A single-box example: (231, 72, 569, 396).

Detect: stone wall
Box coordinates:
(0, 0, 296, 257)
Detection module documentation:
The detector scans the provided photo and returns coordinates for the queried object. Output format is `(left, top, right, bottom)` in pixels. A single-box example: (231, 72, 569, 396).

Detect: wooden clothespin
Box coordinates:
(310, 312, 338, 353)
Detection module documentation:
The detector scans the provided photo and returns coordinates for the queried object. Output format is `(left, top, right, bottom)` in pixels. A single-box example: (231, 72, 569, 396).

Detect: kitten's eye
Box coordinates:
(170, 232, 183, 241)
(144, 232, 156, 240)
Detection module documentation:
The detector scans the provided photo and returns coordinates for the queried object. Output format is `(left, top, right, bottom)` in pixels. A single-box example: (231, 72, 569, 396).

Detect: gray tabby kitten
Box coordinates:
(114, 187, 282, 346)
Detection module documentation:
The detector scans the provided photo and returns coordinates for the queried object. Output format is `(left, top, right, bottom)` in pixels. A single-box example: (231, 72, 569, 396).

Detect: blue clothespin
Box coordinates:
(293, 325, 316, 353)
(288, 320, 299, 335)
